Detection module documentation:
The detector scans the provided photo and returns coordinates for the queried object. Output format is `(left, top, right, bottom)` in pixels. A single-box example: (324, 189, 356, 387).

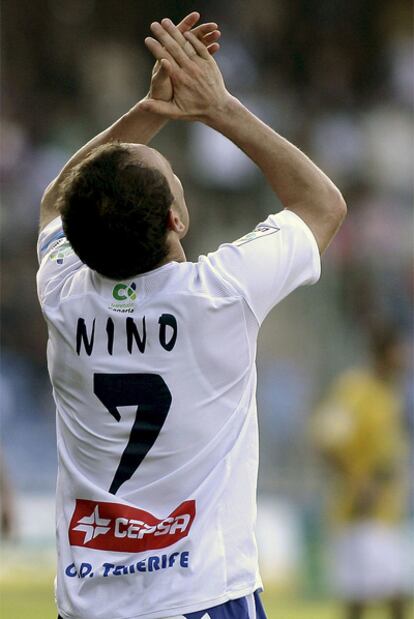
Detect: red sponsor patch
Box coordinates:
(69, 499, 196, 553)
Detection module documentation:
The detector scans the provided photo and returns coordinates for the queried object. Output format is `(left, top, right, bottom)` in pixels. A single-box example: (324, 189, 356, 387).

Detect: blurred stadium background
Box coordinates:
(1, 0, 413, 617)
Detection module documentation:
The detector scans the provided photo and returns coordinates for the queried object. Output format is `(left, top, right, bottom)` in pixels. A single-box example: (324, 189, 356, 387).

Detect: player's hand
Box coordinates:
(140, 19, 232, 122)
(149, 12, 221, 103)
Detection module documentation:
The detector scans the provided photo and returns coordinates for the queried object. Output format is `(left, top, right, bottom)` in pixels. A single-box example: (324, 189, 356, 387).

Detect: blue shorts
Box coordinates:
(58, 590, 267, 619)
(180, 590, 267, 618)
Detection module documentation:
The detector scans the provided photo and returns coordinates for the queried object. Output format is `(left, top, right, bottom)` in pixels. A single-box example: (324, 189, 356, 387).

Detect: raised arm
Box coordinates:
(140, 21, 346, 254)
(205, 99, 346, 254)
(40, 12, 221, 230)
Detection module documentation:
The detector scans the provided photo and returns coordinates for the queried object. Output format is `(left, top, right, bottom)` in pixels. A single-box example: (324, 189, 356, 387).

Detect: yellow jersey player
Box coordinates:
(313, 324, 411, 619)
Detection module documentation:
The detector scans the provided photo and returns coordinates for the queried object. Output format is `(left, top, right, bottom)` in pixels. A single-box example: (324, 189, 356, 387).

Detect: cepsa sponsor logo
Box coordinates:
(69, 499, 196, 553)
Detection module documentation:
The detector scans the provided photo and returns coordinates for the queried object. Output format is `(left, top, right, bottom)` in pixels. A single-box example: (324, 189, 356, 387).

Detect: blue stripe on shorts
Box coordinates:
(182, 590, 267, 619)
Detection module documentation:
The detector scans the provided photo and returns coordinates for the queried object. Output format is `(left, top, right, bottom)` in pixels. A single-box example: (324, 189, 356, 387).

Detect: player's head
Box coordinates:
(369, 322, 405, 376)
(59, 142, 189, 279)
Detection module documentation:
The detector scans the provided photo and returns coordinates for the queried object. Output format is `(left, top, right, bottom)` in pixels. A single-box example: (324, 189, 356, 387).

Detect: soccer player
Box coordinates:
(312, 325, 411, 619)
(37, 13, 346, 619)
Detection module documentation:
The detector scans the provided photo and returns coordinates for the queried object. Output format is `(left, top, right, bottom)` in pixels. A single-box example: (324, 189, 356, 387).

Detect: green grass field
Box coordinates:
(1, 575, 403, 619)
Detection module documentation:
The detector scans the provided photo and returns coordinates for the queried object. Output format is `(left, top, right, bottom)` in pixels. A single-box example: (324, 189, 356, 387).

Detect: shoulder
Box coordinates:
(39, 178, 61, 230)
(196, 209, 321, 324)
(37, 216, 84, 309)
(332, 368, 370, 393)
(37, 216, 66, 262)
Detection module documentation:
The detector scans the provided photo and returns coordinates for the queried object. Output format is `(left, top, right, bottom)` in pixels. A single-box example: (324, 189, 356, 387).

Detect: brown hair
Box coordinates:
(59, 142, 174, 279)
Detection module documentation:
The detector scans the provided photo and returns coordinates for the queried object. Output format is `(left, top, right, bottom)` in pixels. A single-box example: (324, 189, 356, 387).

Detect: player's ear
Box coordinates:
(167, 207, 186, 234)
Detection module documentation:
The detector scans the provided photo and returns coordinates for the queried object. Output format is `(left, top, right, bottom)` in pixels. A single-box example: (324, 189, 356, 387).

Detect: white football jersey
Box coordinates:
(37, 209, 320, 619)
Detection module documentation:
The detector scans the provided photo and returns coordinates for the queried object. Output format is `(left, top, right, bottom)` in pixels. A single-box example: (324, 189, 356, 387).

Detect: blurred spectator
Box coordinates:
(312, 323, 412, 619)
(0, 451, 16, 540)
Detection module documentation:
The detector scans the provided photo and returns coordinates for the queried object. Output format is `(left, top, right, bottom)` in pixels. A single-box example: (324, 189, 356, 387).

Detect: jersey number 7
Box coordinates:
(93, 373, 172, 495)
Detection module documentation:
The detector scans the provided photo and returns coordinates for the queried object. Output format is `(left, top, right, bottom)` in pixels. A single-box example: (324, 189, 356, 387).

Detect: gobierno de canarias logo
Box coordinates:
(112, 282, 137, 301)
(109, 282, 137, 313)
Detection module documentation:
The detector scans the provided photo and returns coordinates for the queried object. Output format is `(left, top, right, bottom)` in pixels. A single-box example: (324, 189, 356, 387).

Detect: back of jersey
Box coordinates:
(37, 210, 320, 619)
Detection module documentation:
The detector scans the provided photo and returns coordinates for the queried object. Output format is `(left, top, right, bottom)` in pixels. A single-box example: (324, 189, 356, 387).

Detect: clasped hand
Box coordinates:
(141, 15, 232, 123)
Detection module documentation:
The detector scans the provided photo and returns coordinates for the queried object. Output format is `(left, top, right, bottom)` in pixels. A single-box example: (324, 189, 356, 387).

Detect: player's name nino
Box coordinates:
(76, 313, 178, 356)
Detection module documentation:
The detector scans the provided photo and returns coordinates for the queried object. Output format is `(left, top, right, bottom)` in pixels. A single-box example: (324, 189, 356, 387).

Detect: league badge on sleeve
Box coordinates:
(233, 224, 280, 247)
(49, 239, 75, 265)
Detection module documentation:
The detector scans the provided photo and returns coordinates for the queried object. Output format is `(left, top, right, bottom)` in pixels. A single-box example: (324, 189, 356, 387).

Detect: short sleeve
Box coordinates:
(204, 209, 321, 324)
(36, 216, 83, 308)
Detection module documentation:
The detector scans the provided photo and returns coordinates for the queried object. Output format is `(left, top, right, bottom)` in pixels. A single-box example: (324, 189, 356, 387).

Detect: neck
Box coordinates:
(159, 240, 186, 267)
